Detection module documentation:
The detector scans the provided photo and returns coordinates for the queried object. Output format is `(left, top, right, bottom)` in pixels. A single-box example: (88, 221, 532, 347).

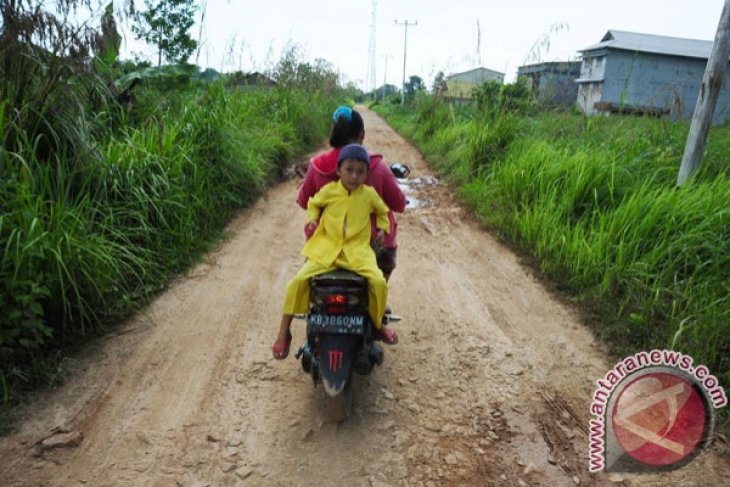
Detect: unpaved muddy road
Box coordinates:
(0, 108, 727, 486)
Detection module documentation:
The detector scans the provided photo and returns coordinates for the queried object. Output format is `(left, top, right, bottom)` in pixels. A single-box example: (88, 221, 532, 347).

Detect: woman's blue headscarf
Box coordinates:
(332, 106, 353, 123)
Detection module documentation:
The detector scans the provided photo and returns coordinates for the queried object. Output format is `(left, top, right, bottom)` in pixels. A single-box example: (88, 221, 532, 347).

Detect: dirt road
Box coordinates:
(0, 107, 727, 486)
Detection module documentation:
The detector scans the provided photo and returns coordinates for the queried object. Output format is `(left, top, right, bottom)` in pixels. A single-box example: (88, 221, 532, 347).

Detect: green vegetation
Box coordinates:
(0, 0, 338, 429)
(132, 0, 198, 66)
(374, 95, 729, 388)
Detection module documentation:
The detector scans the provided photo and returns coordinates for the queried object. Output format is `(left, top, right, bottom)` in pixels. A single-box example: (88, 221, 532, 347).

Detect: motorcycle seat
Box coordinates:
(312, 269, 367, 288)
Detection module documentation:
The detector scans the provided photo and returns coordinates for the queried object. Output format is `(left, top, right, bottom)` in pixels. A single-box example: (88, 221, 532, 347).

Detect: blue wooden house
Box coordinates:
(517, 61, 581, 108)
(576, 30, 730, 123)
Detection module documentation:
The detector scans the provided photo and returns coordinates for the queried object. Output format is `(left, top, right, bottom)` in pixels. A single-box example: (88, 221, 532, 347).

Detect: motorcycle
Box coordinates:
(295, 270, 396, 420)
(294, 163, 409, 421)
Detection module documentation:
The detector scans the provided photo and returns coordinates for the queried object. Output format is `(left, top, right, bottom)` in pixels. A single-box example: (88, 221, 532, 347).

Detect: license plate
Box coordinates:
(307, 314, 365, 335)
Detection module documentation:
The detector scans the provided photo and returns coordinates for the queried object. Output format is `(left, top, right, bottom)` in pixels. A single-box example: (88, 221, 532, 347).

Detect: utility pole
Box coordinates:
(366, 0, 378, 96)
(677, 0, 730, 186)
(381, 54, 392, 100)
(395, 19, 417, 105)
(476, 19, 483, 67)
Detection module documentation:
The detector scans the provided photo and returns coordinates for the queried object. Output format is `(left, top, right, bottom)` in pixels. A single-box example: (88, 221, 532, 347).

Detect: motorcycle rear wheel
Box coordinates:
(328, 376, 353, 422)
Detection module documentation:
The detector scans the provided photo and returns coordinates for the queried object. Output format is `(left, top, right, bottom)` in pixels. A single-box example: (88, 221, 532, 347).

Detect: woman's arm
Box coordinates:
(297, 161, 318, 209)
(378, 163, 407, 213)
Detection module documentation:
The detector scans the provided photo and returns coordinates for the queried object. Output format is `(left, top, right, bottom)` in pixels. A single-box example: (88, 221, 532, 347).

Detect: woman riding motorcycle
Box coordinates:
(297, 106, 407, 282)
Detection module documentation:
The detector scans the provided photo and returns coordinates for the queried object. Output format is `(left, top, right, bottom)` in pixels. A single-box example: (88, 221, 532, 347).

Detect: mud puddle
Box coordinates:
(399, 176, 442, 209)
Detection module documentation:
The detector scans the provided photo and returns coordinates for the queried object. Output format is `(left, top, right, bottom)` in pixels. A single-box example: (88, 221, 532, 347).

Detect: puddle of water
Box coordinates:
(398, 176, 441, 209)
(398, 181, 418, 208)
(406, 197, 428, 208)
(398, 176, 441, 187)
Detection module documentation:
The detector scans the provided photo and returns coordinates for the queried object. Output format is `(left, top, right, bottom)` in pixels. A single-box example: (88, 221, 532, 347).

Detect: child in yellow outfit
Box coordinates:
(273, 144, 398, 359)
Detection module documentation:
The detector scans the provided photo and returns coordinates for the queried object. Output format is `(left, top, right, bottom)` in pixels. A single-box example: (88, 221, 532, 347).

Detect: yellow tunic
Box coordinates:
(283, 181, 390, 328)
(303, 180, 390, 267)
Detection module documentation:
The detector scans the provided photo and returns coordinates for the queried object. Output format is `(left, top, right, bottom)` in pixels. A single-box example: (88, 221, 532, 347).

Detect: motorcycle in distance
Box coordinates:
(294, 163, 410, 421)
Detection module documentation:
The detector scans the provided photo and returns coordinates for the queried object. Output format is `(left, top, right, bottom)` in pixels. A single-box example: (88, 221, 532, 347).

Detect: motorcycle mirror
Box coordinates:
(390, 162, 410, 179)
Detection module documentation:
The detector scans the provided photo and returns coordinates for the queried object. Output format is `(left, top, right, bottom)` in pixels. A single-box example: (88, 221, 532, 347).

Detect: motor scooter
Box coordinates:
(294, 163, 409, 421)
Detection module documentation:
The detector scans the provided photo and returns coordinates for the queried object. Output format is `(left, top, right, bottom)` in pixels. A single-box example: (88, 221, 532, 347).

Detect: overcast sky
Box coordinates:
(120, 0, 726, 88)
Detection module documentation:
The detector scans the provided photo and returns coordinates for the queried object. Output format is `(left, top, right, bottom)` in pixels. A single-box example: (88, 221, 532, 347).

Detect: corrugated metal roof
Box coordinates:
(446, 67, 504, 80)
(580, 30, 714, 59)
(517, 61, 581, 75)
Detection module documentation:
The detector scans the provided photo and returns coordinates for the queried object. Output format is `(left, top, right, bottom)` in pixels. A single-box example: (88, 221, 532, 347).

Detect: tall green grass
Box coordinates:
(0, 83, 332, 417)
(375, 100, 729, 387)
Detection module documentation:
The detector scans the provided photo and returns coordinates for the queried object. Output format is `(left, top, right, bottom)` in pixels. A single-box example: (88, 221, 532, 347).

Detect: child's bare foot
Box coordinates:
(272, 330, 292, 359)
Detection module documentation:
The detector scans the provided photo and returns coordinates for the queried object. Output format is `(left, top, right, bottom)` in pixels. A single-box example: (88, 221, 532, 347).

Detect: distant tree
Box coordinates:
(269, 42, 297, 86)
(120, 58, 152, 75)
(271, 43, 339, 93)
(341, 81, 364, 101)
(132, 0, 198, 66)
(404, 75, 425, 101)
(432, 71, 448, 97)
(377, 84, 399, 98)
(199, 67, 221, 81)
(305, 58, 339, 94)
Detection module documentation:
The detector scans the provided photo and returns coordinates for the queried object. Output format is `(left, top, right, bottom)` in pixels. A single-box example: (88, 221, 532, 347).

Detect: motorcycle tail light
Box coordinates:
(323, 294, 348, 305)
(322, 294, 359, 305)
(322, 294, 347, 314)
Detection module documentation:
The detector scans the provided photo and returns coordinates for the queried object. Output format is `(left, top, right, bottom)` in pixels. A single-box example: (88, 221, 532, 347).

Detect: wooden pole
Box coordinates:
(677, 0, 730, 186)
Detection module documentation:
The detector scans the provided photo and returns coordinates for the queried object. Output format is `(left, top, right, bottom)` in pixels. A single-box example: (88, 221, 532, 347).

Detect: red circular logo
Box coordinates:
(611, 372, 708, 466)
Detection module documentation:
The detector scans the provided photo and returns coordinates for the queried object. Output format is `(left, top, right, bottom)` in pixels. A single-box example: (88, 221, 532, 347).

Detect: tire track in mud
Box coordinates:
(0, 107, 727, 487)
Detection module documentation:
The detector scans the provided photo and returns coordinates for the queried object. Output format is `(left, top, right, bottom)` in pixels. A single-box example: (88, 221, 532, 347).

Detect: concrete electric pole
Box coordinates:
(366, 1, 378, 95)
(381, 54, 392, 100)
(395, 19, 417, 105)
(677, 0, 730, 186)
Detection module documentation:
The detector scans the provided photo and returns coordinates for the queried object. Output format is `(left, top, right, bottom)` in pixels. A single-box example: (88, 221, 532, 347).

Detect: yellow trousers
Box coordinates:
(283, 252, 387, 330)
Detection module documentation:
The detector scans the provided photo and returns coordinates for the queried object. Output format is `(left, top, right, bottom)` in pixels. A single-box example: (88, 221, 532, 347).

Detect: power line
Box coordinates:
(395, 19, 417, 105)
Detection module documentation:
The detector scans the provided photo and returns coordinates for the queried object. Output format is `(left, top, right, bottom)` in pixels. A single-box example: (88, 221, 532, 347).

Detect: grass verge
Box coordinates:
(374, 97, 729, 428)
